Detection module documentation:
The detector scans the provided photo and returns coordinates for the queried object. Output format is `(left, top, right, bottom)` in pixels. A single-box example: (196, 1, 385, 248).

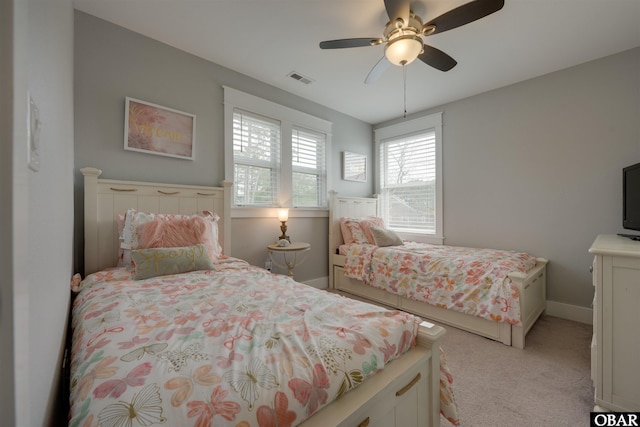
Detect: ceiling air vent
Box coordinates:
(287, 71, 314, 85)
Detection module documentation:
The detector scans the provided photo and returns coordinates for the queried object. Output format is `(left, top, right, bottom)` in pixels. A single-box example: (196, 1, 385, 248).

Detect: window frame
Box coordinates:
(374, 112, 443, 244)
(224, 87, 332, 218)
(232, 109, 282, 207)
(290, 126, 327, 208)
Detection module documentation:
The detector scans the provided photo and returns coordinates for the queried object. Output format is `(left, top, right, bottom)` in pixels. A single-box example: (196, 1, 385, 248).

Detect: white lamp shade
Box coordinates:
(384, 35, 423, 66)
(278, 209, 289, 222)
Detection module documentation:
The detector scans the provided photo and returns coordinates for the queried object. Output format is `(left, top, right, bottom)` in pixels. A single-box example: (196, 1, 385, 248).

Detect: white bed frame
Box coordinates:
(329, 192, 548, 349)
(81, 167, 445, 427)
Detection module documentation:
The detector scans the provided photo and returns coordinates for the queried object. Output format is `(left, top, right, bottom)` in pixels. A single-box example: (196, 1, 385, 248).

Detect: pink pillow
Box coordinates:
(360, 217, 385, 244)
(120, 209, 223, 267)
(136, 216, 217, 262)
(116, 213, 126, 266)
(340, 217, 355, 244)
(340, 216, 386, 244)
(340, 217, 368, 244)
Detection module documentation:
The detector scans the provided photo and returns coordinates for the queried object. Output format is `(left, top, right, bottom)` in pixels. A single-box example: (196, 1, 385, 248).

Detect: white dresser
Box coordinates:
(589, 234, 640, 411)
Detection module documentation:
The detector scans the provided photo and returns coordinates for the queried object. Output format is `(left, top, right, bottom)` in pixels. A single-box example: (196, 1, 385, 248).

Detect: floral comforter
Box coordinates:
(69, 258, 459, 427)
(343, 242, 538, 326)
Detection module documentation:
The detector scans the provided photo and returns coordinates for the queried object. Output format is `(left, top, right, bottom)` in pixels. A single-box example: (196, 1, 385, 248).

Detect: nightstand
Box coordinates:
(267, 242, 311, 279)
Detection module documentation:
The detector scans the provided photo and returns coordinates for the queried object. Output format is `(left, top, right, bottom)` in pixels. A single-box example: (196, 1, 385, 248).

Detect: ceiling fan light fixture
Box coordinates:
(384, 34, 423, 66)
(422, 24, 436, 36)
(319, 0, 506, 114)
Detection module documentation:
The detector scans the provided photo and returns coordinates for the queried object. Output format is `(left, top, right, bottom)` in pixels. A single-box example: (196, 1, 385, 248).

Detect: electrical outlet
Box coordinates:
(27, 92, 41, 172)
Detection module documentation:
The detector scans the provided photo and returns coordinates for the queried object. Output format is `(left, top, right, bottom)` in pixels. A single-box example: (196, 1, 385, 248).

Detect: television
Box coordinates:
(622, 162, 640, 239)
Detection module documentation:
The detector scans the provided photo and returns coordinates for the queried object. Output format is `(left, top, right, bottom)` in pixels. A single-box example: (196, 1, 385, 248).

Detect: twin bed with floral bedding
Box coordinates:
(70, 168, 458, 427)
(341, 242, 538, 326)
(329, 193, 548, 349)
(69, 260, 460, 426)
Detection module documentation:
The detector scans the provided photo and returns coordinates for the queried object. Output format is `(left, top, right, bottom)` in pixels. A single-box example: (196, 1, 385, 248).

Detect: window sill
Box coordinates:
(232, 207, 329, 219)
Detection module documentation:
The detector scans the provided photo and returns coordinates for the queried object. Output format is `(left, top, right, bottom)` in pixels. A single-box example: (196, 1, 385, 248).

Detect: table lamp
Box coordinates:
(278, 208, 290, 242)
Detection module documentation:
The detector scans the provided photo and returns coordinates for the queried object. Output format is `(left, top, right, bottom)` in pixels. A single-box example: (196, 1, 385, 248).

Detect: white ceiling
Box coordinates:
(74, 0, 640, 124)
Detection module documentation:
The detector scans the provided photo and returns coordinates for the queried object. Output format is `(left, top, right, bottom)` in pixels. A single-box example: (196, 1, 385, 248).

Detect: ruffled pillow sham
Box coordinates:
(340, 216, 385, 245)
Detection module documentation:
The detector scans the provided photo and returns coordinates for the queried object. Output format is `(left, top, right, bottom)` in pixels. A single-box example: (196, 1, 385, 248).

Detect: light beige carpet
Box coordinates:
(438, 315, 593, 427)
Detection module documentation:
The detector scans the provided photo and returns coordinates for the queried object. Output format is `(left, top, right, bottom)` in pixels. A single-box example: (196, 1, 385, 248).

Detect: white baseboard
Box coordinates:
(302, 276, 329, 290)
(545, 300, 592, 325)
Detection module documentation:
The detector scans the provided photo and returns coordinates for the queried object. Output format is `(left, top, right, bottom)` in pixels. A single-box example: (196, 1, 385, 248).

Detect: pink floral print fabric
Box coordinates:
(343, 242, 538, 326)
(69, 259, 458, 426)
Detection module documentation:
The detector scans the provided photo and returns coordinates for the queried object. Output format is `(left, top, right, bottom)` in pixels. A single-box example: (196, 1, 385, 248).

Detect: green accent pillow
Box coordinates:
(131, 244, 215, 280)
(371, 226, 404, 247)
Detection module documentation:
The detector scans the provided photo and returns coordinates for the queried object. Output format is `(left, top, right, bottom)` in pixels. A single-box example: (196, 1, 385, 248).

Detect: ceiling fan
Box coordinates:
(319, 0, 505, 84)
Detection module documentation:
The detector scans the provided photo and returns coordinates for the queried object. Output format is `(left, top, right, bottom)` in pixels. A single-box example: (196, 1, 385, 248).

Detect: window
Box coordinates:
(291, 127, 326, 207)
(375, 112, 442, 241)
(232, 111, 281, 206)
(224, 87, 332, 212)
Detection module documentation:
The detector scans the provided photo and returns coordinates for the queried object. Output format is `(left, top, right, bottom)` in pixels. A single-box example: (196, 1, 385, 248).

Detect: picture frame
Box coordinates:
(124, 97, 196, 160)
(342, 151, 367, 182)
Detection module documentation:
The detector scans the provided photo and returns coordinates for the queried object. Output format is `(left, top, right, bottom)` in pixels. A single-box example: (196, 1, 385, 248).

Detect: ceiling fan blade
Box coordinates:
(319, 38, 382, 49)
(365, 57, 391, 84)
(384, 0, 410, 25)
(424, 0, 504, 35)
(418, 45, 457, 71)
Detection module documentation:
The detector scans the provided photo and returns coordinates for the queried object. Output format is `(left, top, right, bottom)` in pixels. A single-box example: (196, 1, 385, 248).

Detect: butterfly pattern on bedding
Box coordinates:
(69, 258, 459, 426)
(343, 242, 538, 326)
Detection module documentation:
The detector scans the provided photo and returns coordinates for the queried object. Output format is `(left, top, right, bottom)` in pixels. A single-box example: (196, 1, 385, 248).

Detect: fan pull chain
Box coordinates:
(403, 63, 408, 118)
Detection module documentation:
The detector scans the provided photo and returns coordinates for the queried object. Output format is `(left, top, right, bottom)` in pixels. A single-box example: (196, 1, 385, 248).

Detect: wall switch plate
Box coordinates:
(27, 92, 41, 172)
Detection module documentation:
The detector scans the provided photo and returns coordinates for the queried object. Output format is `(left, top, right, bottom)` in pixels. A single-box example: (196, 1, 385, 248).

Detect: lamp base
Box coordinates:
(279, 221, 290, 242)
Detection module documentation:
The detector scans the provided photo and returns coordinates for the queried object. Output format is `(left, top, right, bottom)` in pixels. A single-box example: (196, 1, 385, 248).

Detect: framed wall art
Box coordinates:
(342, 151, 367, 182)
(124, 97, 196, 160)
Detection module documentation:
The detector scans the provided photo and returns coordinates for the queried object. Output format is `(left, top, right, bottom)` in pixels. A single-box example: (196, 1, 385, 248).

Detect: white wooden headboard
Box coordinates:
(328, 191, 379, 292)
(328, 190, 379, 254)
(82, 167, 232, 275)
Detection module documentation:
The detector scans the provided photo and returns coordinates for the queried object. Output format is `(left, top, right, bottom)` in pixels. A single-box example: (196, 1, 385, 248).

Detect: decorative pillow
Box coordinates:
(122, 209, 189, 251)
(120, 209, 222, 266)
(116, 213, 126, 266)
(131, 244, 215, 280)
(340, 217, 369, 244)
(121, 209, 184, 266)
(137, 216, 217, 263)
(371, 226, 404, 247)
(201, 210, 222, 257)
(359, 216, 385, 244)
(339, 217, 355, 244)
(340, 216, 384, 244)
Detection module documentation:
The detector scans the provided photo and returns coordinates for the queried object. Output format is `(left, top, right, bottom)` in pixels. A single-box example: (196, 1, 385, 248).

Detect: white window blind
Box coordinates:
(225, 86, 333, 213)
(379, 130, 437, 233)
(292, 127, 326, 207)
(233, 109, 281, 206)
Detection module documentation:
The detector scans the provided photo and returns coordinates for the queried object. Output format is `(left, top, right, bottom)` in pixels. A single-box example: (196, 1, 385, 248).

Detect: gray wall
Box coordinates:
(74, 11, 374, 282)
(377, 47, 640, 310)
(4, 0, 75, 425)
(1, 1, 16, 424)
(74, 10, 640, 311)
